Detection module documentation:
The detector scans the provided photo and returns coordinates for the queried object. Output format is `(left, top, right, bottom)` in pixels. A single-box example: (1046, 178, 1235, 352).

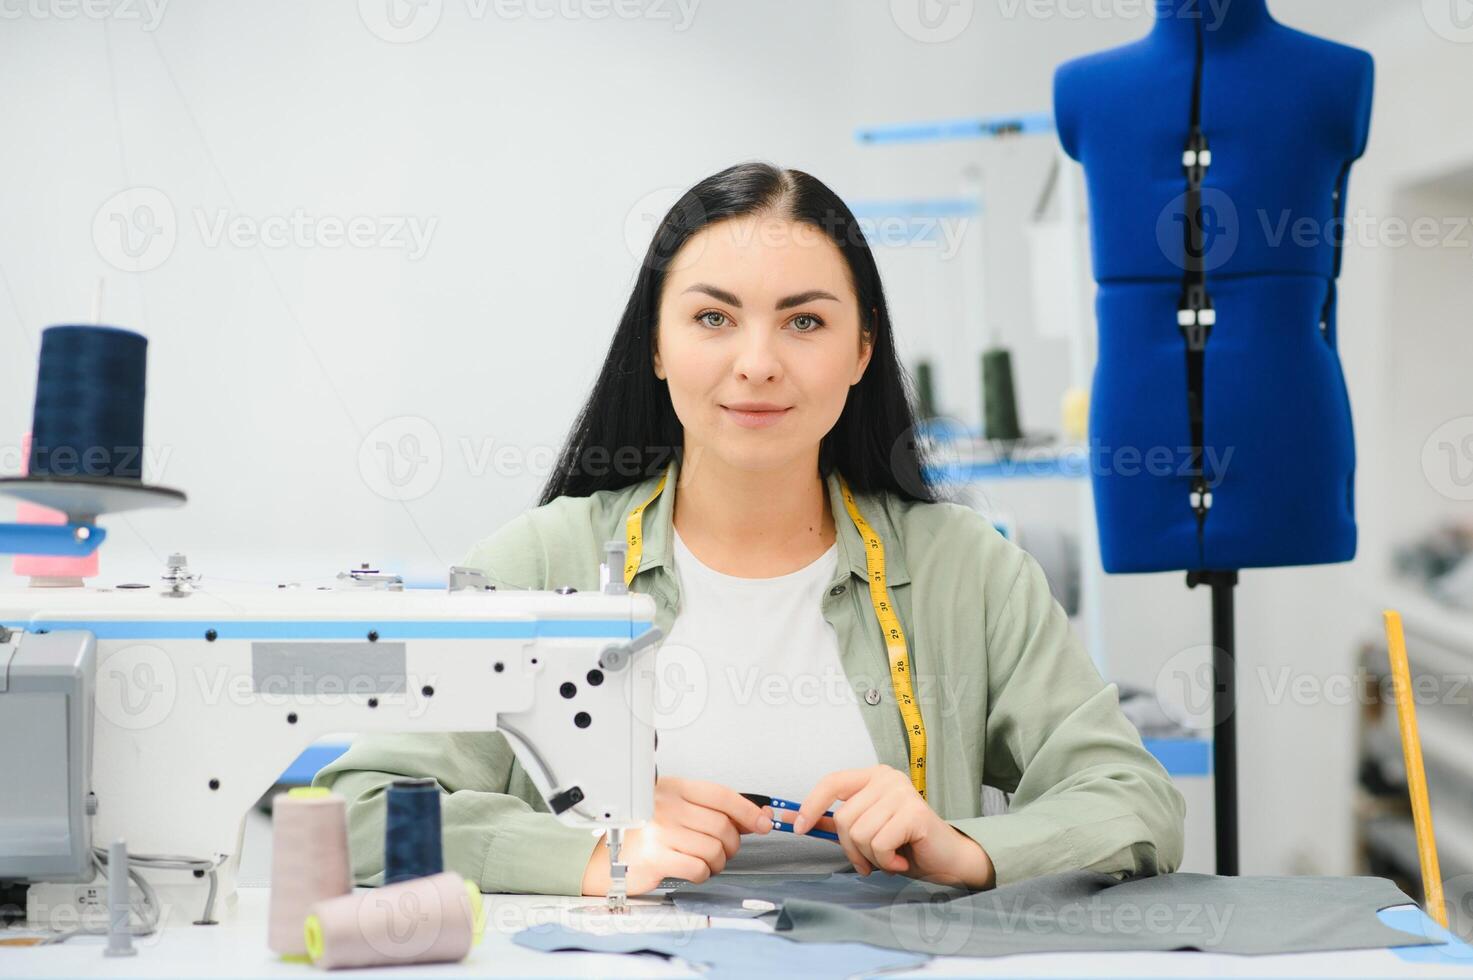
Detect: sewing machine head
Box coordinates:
(0, 558, 660, 925)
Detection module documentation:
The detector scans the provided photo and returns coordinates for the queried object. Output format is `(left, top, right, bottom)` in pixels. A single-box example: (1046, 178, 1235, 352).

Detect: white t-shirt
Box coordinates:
(653, 527, 879, 872)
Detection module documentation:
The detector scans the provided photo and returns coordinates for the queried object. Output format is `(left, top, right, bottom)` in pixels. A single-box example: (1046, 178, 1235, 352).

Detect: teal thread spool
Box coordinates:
(981, 348, 1023, 451)
(384, 778, 444, 884)
(913, 360, 937, 420)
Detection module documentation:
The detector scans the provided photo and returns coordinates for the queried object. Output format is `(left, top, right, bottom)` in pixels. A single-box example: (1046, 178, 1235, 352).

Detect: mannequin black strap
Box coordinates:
(1178, 16, 1214, 562)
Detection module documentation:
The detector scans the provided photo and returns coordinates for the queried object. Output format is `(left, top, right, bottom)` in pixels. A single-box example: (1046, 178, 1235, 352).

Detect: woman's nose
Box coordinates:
(732, 327, 782, 382)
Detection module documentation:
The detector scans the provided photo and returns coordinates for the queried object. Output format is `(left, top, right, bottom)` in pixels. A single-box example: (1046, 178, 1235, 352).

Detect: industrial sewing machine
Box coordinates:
(0, 544, 662, 928)
(1, 323, 659, 939)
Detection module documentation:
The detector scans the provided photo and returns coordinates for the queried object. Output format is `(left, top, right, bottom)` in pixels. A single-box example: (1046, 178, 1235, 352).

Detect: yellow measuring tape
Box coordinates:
(623, 464, 927, 800)
(837, 473, 927, 800)
(622, 469, 669, 588)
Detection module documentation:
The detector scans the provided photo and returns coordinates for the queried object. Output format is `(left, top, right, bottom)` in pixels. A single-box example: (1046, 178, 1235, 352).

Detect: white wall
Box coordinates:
(2, 0, 932, 584)
(0, 0, 1217, 583)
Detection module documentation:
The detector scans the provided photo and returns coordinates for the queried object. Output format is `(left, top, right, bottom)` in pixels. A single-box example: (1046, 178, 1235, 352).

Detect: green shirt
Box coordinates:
(314, 453, 1185, 895)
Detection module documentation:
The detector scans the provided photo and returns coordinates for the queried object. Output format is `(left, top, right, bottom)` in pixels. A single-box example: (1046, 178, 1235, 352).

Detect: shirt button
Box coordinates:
(829, 584, 846, 596)
(864, 688, 881, 706)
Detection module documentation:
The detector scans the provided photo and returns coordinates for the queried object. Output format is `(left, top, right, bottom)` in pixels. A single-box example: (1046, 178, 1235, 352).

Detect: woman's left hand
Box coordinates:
(795, 765, 995, 889)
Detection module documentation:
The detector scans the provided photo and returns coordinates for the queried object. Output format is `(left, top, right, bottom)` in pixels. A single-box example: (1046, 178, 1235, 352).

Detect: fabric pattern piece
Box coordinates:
(669, 871, 964, 919)
(772, 870, 1441, 958)
(512, 922, 928, 979)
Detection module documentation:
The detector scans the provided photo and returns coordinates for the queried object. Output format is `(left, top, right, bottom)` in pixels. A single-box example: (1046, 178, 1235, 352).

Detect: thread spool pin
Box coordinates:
(104, 839, 135, 958)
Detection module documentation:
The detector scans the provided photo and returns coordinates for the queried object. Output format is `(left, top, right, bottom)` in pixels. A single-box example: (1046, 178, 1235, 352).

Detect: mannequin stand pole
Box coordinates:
(1187, 568, 1239, 876)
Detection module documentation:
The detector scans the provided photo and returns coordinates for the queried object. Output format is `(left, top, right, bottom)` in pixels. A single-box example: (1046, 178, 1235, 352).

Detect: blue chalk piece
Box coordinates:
(1379, 906, 1473, 964)
(1142, 737, 1213, 777)
(279, 742, 351, 785)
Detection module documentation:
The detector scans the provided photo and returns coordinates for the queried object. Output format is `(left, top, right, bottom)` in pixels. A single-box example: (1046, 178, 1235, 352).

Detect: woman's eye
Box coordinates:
(696, 310, 728, 329)
(790, 314, 823, 333)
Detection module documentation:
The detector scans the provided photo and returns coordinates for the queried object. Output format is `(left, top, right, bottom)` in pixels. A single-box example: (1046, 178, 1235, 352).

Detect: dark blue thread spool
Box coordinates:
(384, 778, 443, 885)
(29, 325, 148, 481)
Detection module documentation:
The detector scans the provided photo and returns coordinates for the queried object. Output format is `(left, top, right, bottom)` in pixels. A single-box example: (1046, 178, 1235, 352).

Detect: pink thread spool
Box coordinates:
(268, 788, 353, 960)
(303, 871, 483, 970)
(11, 431, 98, 584)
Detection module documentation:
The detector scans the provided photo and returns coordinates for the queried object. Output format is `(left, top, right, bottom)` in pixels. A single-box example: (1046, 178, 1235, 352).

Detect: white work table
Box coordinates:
(4, 886, 1471, 978)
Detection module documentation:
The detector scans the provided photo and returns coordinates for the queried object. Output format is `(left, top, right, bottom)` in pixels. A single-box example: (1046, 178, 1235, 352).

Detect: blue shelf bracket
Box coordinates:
(0, 522, 107, 557)
(855, 111, 1055, 146)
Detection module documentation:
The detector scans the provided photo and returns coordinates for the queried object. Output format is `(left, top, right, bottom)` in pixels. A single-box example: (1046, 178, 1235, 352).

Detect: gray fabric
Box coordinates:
(670, 871, 965, 919)
(769, 870, 1441, 957)
(721, 828, 857, 874)
(512, 923, 929, 979)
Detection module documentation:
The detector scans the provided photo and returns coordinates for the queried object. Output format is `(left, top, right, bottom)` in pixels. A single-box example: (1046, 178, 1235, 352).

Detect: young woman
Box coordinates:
(315, 162, 1185, 897)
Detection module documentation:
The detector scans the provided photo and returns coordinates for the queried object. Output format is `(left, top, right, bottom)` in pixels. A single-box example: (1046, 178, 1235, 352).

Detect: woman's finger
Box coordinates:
(867, 807, 921, 873)
(661, 823, 729, 876)
(677, 779, 770, 833)
(659, 849, 713, 884)
(823, 786, 884, 874)
(828, 781, 889, 874)
(838, 832, 872, 876)
(794, 768, 873, 834)
(830, 778, 886, 838)
(809, 812, 839, 836)
(676, 800, 743, 859)
(846, 795, 903, 873)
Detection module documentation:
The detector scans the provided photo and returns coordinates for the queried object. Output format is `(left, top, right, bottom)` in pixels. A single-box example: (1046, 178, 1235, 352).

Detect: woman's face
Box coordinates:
(653, 213, 873, 474)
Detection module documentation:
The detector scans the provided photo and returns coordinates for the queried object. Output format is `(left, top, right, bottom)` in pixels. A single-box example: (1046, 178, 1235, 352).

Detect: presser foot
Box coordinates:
(606, 830, 628, 914)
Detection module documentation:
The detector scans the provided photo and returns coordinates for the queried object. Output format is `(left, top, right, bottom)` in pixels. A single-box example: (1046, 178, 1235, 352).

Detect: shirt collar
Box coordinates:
(628, 453, 911, 588)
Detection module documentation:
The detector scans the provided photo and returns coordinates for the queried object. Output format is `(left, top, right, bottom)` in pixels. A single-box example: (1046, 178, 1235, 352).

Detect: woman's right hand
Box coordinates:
(580, 776, 772, 896)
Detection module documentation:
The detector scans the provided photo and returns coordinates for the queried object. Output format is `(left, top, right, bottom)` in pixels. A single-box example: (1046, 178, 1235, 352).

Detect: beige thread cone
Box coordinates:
(268, 788, 353, 958)
(303, 871, 481, 970)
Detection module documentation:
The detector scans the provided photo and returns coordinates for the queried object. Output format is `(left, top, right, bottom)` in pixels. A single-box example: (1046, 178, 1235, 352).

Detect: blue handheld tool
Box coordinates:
(741, 793, 839, 842)
(770, 820, 840, 842)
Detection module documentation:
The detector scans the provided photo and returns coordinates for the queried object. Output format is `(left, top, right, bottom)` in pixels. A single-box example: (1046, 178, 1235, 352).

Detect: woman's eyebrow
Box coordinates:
(775, 289, 840, 310)
(680, 284, 840, 310)
(683, 283, 742, 307)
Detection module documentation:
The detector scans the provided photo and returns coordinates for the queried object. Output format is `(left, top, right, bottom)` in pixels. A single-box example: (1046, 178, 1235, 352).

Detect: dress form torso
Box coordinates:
(1054, 0, 1373, 572)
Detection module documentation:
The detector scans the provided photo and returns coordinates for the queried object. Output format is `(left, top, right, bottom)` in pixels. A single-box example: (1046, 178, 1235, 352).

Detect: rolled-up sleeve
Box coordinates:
(947, 550, 1186, 886)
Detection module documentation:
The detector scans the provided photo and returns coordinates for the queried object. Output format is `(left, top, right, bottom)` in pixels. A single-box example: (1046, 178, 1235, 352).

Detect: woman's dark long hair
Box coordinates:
(538, 161, 940, 506)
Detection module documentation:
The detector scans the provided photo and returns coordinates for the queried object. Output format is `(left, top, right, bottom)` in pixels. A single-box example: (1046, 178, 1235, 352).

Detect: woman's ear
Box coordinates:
(853, 311, 877, 384)
(653, 345, 664, 380)
(853, 343, 873, 384)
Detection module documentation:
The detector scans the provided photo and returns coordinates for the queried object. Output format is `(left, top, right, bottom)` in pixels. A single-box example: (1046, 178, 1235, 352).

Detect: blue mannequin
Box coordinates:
(1054, 0, 1374, 573)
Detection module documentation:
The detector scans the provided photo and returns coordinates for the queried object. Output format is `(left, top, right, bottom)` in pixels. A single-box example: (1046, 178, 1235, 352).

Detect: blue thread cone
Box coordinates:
(384, 778, 443, 885)
(29, 325, 148, 480)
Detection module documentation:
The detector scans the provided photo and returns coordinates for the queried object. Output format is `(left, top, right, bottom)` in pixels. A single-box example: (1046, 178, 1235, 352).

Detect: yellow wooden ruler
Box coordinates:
(1383, 609, 1447, 928)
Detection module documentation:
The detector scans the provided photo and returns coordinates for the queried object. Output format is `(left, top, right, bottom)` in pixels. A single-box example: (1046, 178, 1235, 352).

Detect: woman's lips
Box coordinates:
(722, 406, 792, 429)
